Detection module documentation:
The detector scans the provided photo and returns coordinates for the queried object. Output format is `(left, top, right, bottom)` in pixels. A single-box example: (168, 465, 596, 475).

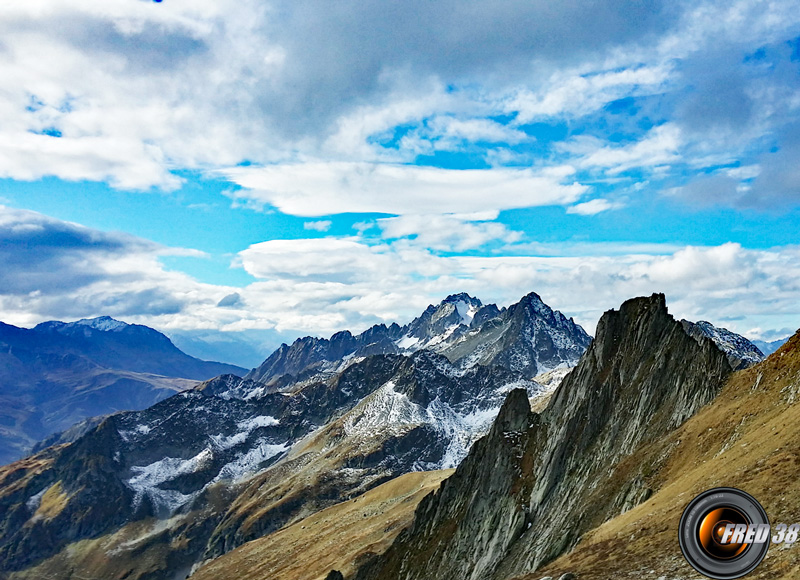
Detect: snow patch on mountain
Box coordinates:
(126, 431, 290, 515)
(25, 487, 46, 513)
(342, 377, 547, 471)
(128, 448, 214, 514)
(533, 367, 573, 391)
(75, 316, 129, 332)
(237, 415, 279, 431)
(210, 431, 250, 451)
(344, 382, 426, 439)
(395, 335, 420, 349)
(214, 439, 289, 482)
(454, 300, 479, 326)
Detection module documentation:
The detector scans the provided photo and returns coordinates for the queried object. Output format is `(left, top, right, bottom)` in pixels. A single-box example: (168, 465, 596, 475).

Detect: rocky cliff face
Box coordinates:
(526, 329, 800, 579)
(353, 294, 734, 580)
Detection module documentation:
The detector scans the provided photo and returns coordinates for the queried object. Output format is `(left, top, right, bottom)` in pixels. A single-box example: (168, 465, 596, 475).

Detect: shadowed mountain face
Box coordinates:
(522, 329, 800, 580)
(352, 294, 735, 580)
(0, 317, 246, 465)
(246, 292, 592, 387)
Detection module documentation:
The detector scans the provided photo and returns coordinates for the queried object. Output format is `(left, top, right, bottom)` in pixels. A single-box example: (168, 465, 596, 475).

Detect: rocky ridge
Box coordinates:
(0, 292, 580, 579)
(246, 292, 591, 387)
(681, 319, 765, 369)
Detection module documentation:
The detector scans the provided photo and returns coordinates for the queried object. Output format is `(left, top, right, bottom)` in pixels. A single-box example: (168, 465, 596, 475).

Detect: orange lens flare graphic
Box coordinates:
(698, 507, 750, 560)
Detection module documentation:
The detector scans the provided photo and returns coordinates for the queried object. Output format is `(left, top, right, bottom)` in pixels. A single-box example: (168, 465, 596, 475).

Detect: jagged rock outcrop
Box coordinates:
(353, 294, 734, 580)
(439, 292, 591, 378)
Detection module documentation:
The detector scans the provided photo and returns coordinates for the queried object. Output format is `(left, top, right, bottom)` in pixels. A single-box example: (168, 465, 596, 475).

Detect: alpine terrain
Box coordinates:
(0, 291, 593, 580)
(183, 294, 772, 580)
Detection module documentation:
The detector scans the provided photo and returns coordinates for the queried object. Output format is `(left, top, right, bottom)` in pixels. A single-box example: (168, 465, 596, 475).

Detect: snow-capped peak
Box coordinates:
(454, 300, 479, 326)
(74, 316, 129, 332)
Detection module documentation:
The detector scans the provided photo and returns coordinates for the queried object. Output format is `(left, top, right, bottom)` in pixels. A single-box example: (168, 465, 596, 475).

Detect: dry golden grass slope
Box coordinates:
(192, 469, 453, 580)
(523, 329, 800, 580)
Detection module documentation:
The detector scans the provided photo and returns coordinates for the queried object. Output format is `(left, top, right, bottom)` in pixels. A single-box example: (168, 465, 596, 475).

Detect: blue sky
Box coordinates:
(0, 0, 799, 365)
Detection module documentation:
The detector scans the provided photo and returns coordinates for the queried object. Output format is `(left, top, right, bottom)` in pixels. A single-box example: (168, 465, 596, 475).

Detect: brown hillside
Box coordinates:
(524, 329, 800, 580)
(192, 469, 453, 580)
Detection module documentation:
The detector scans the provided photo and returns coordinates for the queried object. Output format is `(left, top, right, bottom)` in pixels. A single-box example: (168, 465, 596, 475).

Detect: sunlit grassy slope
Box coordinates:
(192, 469, 453, 580)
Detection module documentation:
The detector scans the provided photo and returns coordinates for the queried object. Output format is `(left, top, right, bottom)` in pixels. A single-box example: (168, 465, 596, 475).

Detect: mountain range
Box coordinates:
(0, 291, 773, 580)
(351, 294, 736, 579)
(246, 292, 591, 387)
(0, 316, 245, 465)
(752, 336, 791, 356)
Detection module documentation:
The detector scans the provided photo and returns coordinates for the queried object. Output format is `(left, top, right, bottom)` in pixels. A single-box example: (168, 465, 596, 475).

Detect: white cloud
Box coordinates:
(566, 198, 623, 215)
(508, 64, 673, 122)
(0, 0, 796, 218)
(376, 214, 523, 251)
(429, 117, 529, 144)
(228, 234, 800, 336)
(0, 131, 182, 190)
(575, 124, 681, 175)
(0, 206, 236, 330)
(222, 162, 588, 217)
(2, 207, 798, 339)
(726, 165, 761, 180)
(303, 220, 332, 232)
(237, 238, 409, 282)
(1, 1, 800, 345)
(394, 115, 531, 155)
